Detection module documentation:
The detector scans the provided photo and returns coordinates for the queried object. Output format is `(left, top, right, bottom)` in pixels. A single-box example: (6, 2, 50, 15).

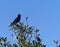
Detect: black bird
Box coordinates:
(10, 14, 21, 27)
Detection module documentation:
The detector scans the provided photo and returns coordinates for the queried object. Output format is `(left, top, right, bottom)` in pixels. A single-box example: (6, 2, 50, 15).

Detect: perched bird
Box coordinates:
(10, 14, 21, 27)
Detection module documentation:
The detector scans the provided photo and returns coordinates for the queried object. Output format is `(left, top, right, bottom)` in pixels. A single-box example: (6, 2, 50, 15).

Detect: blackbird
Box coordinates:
(10, 14, 21, 27)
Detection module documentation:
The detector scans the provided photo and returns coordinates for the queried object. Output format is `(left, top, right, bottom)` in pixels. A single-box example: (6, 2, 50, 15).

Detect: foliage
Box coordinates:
(53, 40, 60, 47)
(0, 17, 46, 47)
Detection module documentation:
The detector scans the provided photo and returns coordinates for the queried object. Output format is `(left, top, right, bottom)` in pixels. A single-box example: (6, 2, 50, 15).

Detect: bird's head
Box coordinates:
(18, 14, 21, 17)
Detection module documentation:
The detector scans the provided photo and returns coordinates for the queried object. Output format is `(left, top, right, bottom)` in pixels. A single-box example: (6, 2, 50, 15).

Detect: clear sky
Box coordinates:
(0, 0, 60, 47)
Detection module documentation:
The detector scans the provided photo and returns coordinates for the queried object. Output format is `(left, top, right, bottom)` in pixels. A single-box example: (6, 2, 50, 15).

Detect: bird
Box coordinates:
(10, 14, 21, 27)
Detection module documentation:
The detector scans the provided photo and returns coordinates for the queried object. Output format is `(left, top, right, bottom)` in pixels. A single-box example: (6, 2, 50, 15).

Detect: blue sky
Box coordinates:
(0, 0, 60, 47)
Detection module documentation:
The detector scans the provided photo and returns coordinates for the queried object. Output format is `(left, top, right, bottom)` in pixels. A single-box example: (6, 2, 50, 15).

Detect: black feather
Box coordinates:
(10, 14, 21, 26)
